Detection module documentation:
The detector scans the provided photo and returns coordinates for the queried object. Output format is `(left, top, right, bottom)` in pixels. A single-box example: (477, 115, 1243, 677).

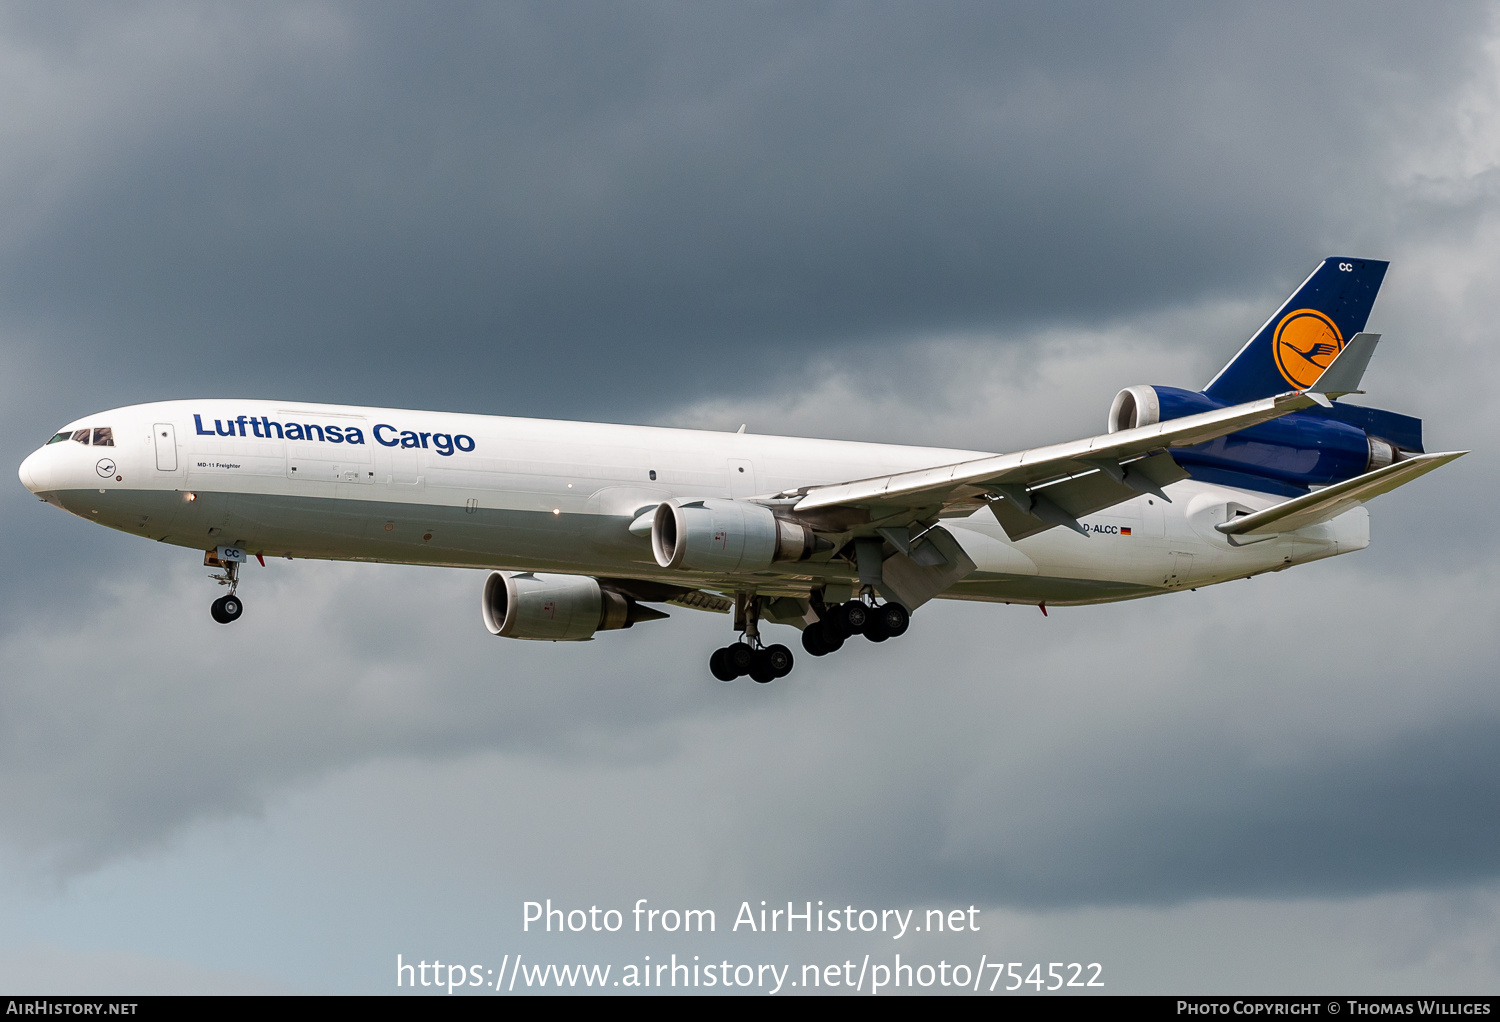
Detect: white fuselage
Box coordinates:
(19, 399, 1368, 610)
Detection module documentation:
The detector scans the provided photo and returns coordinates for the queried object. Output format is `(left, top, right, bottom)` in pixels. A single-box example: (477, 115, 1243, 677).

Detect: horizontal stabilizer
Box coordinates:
(1215, 451, 1466, 536)
(1309, 332, 1380, 398)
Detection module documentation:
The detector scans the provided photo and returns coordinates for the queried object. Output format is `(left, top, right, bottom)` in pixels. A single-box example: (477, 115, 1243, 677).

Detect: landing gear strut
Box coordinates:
(709, 593, 794, 683)
(208, 554, 245, 624)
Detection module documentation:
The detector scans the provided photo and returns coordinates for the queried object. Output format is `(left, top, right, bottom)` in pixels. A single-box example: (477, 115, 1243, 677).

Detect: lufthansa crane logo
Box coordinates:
(1273, 308, 1344, 389)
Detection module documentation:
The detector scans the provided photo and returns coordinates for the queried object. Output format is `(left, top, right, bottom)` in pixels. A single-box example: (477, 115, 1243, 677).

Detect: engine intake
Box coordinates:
(1109, 385, 1162, 433)
(482, 571, 662, 641)
(651, 499, 816, 571)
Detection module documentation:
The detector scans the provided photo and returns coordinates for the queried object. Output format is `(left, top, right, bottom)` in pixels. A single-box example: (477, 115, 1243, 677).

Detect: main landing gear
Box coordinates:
(709, 593, 794, 683)
(709, 642, 794, 683)
(208, 554, 245, 625)
(707, 592, 913, 682)
(800, 597, 909, 657)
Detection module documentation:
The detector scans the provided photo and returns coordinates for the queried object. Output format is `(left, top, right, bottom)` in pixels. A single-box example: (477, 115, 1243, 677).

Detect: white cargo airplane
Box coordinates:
(19, 258, 1463, 682)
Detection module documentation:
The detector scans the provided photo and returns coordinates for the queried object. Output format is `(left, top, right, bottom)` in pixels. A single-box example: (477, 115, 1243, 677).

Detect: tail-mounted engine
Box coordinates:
(651, 498, 817, 572)
(1108, 385, 1162, 433)
(482, 571, 666, 641)
(1107, 384, 1423, 492)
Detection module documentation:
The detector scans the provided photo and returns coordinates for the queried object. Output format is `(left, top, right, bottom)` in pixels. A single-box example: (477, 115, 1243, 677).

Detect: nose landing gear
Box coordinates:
(206, 547, 247, 625)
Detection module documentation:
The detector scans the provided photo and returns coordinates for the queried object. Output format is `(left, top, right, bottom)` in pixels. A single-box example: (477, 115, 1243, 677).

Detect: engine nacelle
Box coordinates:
(1366, 435, 1397, 471)
(1109, 384, 1416, 490)
(1108, 385, 1161, 433)
(651, 498, 815, 572)
(482, 571, 646, 641)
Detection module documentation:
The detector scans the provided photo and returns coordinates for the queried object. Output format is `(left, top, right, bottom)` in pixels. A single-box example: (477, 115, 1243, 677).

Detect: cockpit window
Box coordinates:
(92, 427, 114, 447)
(71, 429, 91, 444)
(47, 432, 71, 445)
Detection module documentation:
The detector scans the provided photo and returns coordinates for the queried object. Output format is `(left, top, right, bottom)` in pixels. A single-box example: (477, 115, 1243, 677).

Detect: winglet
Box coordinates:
(1308, 332, 1380, 399)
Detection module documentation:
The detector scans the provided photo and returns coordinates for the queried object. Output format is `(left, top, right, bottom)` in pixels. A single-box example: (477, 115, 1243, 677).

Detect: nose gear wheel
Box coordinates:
(210, 594, 243, 624)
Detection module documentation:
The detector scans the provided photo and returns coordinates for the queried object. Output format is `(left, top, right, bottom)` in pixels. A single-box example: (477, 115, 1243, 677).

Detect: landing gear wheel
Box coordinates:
(709, 647, 737, 682)
(837, 601, 868, 636)
(863, 613, 890, 642)
(802, 627, 830, 657)
(726, 643, 754, 677)
(748, 649, 777, 683)
(210, 594, 243, 624)
(874, 602, 909, 637)
(817, 617, 846, 651)
(764, 644, 794, 678)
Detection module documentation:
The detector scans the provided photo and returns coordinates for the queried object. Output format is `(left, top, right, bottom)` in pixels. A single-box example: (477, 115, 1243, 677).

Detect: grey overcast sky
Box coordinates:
(3, 0, 1500, 994)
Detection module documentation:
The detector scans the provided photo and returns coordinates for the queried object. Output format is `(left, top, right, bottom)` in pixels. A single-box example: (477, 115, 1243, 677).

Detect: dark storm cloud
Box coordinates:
(665, 570, 1500, 910)
(7, 557, 1498, 907)
(0, 1, 1488, 421)
(929, 687, 1500, 906)
(0, 560, 731, 873)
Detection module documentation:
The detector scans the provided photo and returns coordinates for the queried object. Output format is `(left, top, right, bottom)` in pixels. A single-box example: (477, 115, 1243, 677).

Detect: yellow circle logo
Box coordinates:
(1273, 309, 1344, 389)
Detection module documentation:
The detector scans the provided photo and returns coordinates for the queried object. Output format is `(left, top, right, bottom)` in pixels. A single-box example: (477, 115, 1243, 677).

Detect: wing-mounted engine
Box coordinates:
(482, 571, 667, 641)
(650, 499, 819, 572)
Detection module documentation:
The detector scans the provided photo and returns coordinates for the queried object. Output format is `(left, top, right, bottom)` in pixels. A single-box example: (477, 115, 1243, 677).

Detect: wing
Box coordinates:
(781, 390, 1321, 541)
(1214, 451, 1466, 536)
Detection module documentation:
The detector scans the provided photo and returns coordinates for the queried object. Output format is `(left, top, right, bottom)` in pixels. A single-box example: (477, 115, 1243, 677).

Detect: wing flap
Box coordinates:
(1048, 470, 1142, 519)
(878, 527, 977, 610)
(982, 453, 1189, 541)
(1215, 451, 1467, 536)
(987, 494, 1054, 541)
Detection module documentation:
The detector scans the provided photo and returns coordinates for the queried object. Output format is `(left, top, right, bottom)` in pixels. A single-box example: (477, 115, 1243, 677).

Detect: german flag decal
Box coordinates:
(1121, 527, 1132, 536)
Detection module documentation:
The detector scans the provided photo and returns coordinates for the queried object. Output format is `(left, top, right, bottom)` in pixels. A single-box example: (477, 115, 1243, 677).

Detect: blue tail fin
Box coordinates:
(1203, 257, 1389, 403)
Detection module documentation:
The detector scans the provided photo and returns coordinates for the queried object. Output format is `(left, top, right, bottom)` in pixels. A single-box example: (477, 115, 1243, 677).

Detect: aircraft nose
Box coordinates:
(18, 449, 47, 494)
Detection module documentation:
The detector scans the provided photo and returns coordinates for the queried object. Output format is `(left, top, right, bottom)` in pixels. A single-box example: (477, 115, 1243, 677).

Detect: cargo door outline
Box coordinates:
(286, 420, 374, 484)
(376, 448, 422, 487)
